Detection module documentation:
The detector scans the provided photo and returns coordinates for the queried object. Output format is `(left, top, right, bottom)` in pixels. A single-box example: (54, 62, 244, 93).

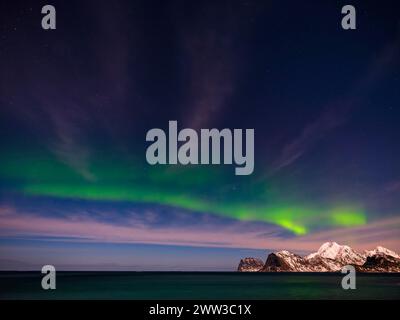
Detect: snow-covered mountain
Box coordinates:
(238, 242, 400, 272)
(262, 250, 313, 272)
(359, 253, 400, 273)
(305, 241, 366, 265)
(365, 246, 400, 259)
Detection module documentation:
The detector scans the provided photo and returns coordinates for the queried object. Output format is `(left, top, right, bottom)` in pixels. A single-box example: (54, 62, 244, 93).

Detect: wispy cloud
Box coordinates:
(270, 102, 353, 174)
(47, 106, 96, 181)
(178, 5, 238, 129)
(1, 205, 399, 254)
(270, 37, 400, 175)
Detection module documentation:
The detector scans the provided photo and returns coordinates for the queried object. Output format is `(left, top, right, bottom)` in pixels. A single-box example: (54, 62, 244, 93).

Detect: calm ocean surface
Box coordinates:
(1, 272, 399, 299)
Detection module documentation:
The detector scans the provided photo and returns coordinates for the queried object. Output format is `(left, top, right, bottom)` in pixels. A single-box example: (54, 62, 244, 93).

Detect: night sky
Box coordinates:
(1, 0, 400, 270)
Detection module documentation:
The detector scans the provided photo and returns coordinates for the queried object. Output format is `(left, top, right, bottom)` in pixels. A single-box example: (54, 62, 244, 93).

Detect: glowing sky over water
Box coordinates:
(0, 0, 400, 270)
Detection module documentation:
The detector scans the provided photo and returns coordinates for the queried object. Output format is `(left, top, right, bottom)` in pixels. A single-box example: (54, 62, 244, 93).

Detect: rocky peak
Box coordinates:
(359, 253, 400, 272)
(262, 251, 312, 272)
(308, 241, 366, 265)
(237, 257, 264, 272)
(366, 246, 400, 259)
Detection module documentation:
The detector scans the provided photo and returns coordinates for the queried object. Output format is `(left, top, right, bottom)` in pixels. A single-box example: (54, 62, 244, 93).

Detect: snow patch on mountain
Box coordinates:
(366, 246, 400, 259)
(306, 241, 366, 265)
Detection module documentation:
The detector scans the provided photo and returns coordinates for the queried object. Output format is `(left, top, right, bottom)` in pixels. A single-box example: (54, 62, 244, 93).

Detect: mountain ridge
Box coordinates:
(238, 242, 400, 272)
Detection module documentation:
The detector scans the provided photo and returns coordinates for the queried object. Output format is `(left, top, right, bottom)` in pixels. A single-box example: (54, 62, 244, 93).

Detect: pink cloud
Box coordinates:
(1, 206, 399, 254)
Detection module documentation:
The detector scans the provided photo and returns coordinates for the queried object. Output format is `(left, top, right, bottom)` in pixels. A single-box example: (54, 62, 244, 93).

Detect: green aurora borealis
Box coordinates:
(0, 147, 366, 235)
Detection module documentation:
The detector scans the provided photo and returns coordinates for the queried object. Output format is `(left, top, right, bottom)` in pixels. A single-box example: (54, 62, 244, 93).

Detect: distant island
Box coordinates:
(238, 242, 400, 273)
